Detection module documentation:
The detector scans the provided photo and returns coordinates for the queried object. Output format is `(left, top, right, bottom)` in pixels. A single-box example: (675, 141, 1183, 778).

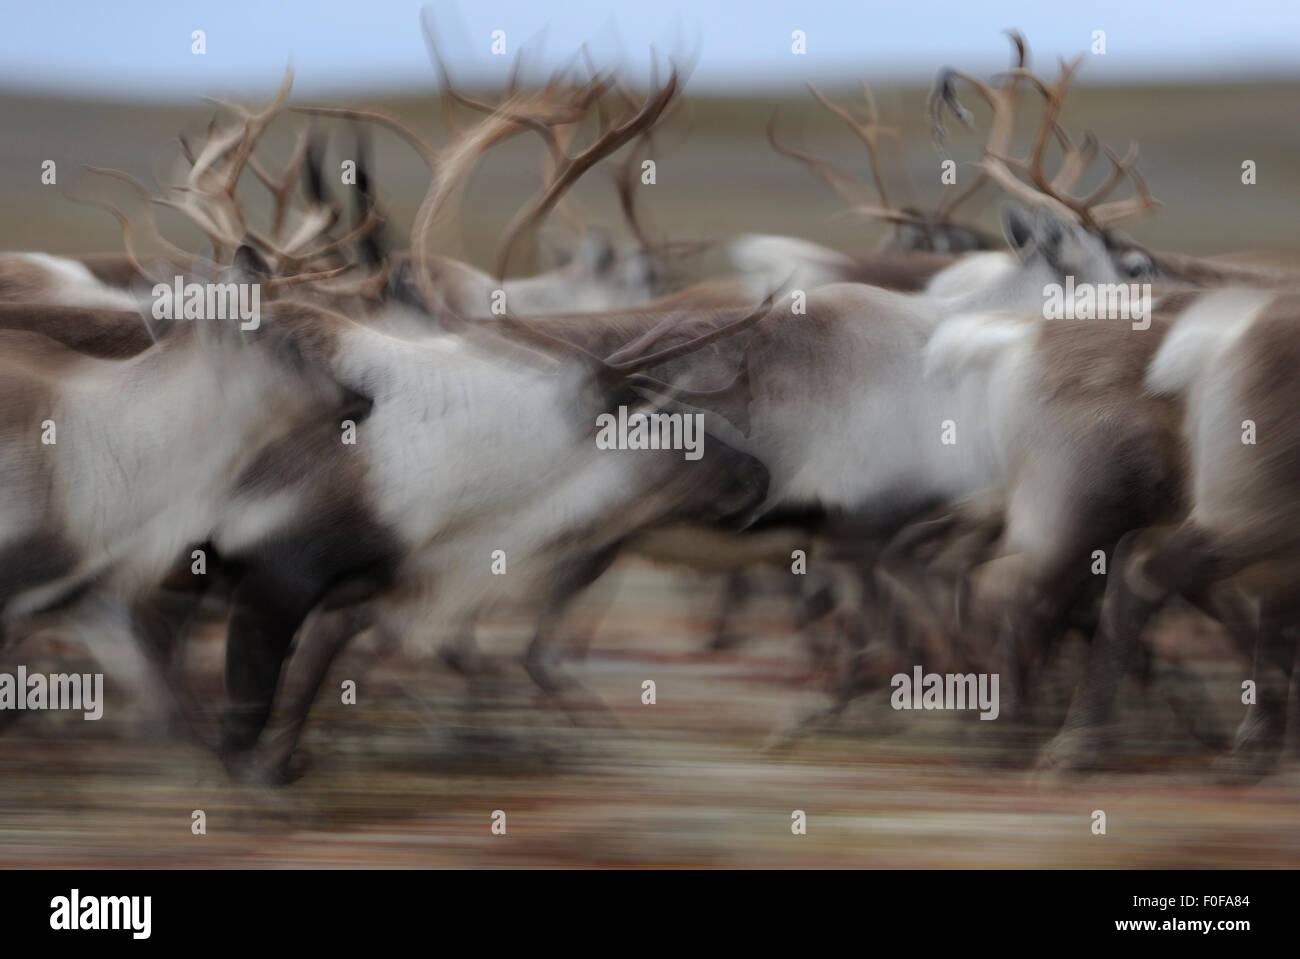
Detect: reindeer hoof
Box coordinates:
(438, 644, 503, 677)
(220, 747, 263, 784)
(1210, 716, 1283, 782)
(257, 750, 312, 786)
(1035, 729, 1105, 775)
(1210, 750, 1277, 784)
(221, 744, 310, 786)
(759, 726, 800, 754)
(707, 632, 742, 652)
(245, 749, 311, 787)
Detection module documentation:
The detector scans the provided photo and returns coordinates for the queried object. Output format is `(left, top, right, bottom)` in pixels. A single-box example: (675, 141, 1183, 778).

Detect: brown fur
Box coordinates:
(0, 259, 54, 302)
(75, 253, 145, 289)
(1031, 291, 1300, 771)
(840, 249, 958, 291)
(0, 304, 154, 359)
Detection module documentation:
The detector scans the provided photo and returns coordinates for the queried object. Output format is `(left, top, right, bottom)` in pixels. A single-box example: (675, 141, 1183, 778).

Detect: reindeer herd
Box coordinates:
(1, 33, 1298, 788)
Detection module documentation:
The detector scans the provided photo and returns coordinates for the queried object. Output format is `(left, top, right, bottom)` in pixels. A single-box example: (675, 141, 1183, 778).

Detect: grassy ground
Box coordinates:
(1, 562, 1295, 868)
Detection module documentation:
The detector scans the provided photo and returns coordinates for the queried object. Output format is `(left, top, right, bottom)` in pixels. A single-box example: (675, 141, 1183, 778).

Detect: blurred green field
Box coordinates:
(3, 82, 1300, 270)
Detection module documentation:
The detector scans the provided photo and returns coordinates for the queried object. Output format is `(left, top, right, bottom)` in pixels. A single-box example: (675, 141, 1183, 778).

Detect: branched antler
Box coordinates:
(771, 73, 999, 250)
(303, 48, 767, 393)
(493, 67, 680, 279)
(80, 66, 394, 299)
(75, 166, 195, 285)
(930, 33, 1157, 231)
(769, 85, 912, 223)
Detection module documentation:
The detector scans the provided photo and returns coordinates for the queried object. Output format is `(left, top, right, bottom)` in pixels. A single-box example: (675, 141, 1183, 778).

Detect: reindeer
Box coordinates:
(0, 62, 742, 755)
(875, 57, 1300, 767)
(465, 88, 1161, 754)
(629, 48, 1050, 658)
(613, 43, 1225, 747)
(615, 40, 1160, 668)
(919, 282, 1300, 775)
(0, 283, 373, 726)
(1010, 288, 1300, 775)
(88, 66, 795, 781)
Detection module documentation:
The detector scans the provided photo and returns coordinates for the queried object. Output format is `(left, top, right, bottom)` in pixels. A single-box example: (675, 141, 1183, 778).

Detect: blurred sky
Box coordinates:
(3, 0, 1299, 99)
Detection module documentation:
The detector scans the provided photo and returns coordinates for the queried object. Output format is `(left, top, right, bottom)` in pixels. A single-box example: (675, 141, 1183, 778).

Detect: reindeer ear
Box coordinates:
(304, 129, 331, 207)
(1000, 204, 1037, 260)
(536, 225, 575, 270)
(707, 442, 771, 526)
(1002, 205, 1072, 267)
(576, 228, 616, 275)
(231, 244, 272, 283)
(621, 250, 663, 294)
(385, 256, 421, 308)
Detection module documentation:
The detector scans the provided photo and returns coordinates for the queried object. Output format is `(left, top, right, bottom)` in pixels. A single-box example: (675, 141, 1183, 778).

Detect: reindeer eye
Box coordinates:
(1121, 250, 1153, 279)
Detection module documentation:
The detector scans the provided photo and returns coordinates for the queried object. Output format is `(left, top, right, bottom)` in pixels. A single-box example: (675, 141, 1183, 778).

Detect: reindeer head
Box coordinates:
(930, 32, 1160, 289)
(547, 227, 669, 309)
(1000, 205, 1156, 284)
(76, 66, 393, 318)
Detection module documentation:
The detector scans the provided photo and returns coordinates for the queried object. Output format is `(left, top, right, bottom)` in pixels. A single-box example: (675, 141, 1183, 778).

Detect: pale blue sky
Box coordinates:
(3, 0, 1298, 98)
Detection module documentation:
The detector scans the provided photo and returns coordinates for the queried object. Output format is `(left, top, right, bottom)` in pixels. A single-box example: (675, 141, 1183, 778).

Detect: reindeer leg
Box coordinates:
(85, 600, 183, 736)
(256, 602, 379, 785)
(1143, 587, 1253, 754)
(761, 597, 910, 752)
(129, 579, 219, 742)
(766, 553, 918, 748)
(218, 516, 399, 778)
(792, 567, 840, 681)
(2, 591, 183, 737)
(707, 569, 753, 651)
(1040, 523, 1239, 773)
(523, 544, 623, 725)
(1214, 588, 1300, 778)
(437, 613, 502, 677)
(219, 573, 322, 777)
(953, 545, 1099, 770)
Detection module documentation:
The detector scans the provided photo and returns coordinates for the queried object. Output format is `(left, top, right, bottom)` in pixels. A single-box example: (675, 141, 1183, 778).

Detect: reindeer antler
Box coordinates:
(606, 65, 704, 271)
(772, 67, 1006, 248)
(80, 65, 395, 301)
(75, 166, 195, 285)
(769, 83, 924, 226)
(247, 125, 314, 244)
(296, 86, 581, 323)
(930, 33, 1157, 231)
(162, 67, 301, 261)
(304, 55, 767, 392)
(182, 68, 393, 274)
(494, 67, 680, 279)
